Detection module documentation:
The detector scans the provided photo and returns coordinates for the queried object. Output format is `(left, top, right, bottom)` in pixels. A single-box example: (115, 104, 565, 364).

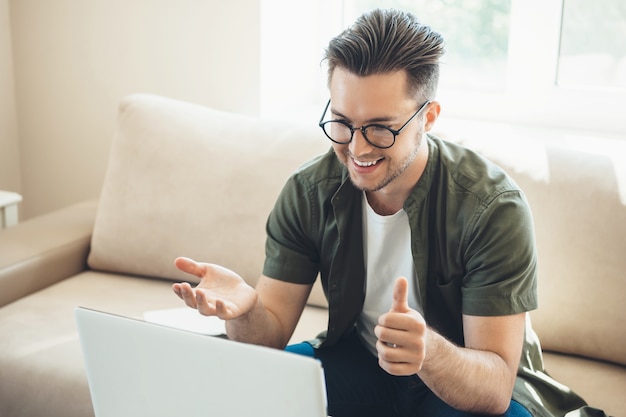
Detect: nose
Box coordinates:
(349, 128, 374, 157)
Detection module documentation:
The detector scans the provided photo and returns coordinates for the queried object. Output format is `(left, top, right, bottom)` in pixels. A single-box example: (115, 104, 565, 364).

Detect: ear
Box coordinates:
(423, 101, 441, 132)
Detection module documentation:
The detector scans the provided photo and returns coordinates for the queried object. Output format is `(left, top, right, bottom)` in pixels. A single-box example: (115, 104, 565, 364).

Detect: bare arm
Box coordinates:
(417, 314, 524, 414)
(226, 275, 313, 348)
(375, 277, 525, 415)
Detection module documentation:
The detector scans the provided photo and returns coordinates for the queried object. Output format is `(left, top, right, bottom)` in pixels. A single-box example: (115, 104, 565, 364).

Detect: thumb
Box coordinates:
(174, 257, 204, 279)
(390, 277, 410, 313)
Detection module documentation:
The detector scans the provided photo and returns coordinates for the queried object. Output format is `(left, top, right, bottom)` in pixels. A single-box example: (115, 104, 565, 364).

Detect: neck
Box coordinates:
(365, 191, 405, 216)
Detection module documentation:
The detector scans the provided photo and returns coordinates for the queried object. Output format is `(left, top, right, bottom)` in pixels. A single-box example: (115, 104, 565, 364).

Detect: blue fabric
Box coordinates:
(286, 335, 533, 417)
(285, 342, 315, 357)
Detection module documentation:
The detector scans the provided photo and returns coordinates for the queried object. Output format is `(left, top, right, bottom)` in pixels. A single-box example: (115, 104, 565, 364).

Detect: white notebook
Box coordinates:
(143, 307, 226, 335)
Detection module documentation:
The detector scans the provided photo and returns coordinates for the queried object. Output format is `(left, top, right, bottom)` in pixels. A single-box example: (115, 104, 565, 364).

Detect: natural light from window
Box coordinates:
(260, 0, 625, 135)
(557, 0, 626, 89)
(343, 0, 512, 93)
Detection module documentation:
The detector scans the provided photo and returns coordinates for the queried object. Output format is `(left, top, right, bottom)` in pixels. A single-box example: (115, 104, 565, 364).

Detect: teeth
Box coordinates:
(354, 159, 380, 167)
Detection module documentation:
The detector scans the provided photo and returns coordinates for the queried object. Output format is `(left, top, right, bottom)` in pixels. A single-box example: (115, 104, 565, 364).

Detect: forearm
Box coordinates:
(225, 298, 287, 349)
(418, 329, 515, 415)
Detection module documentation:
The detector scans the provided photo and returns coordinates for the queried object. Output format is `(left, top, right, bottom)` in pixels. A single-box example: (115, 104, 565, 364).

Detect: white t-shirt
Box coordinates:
(356, 192, 422, 356)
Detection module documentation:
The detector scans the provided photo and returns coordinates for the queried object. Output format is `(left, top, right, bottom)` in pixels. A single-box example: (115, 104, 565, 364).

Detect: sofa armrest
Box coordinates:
(0, 200, 98, 307)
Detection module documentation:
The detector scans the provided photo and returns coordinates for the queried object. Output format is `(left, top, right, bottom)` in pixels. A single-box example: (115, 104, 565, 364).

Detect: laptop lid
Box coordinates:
(75, 307, 327, 417)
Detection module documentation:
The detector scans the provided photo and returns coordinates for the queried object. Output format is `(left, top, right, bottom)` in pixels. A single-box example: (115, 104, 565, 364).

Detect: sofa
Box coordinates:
(0, 94, 623, 417)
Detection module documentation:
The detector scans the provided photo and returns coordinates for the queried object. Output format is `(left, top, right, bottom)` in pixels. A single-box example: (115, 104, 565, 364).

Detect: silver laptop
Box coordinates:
(75, 307, 327, 417)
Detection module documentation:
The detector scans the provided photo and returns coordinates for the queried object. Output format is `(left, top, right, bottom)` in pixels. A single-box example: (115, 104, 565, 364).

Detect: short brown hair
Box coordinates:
(325, 9, 445, 101)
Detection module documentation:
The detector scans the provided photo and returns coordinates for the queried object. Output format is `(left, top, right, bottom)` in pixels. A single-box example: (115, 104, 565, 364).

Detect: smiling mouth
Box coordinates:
(353, 157, 383, 167)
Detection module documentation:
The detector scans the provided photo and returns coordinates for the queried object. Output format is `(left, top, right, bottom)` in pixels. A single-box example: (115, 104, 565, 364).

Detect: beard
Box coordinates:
(340, 134, 423, 192)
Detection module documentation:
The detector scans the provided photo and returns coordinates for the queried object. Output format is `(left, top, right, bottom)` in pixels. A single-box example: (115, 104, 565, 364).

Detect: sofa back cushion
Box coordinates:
(454, 131, 626, 367)
(88, 94, 329, 305)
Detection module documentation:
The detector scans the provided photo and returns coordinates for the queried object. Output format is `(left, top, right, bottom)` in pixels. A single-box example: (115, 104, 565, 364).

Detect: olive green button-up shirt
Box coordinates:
(263, 135, 591, 417)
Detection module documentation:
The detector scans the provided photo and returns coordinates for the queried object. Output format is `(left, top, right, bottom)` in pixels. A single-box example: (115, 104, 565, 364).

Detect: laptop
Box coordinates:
(75, 307, 327, 417)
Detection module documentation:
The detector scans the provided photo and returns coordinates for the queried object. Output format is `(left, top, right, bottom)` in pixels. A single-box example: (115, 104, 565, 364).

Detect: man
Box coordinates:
(173, 9, 592, 417)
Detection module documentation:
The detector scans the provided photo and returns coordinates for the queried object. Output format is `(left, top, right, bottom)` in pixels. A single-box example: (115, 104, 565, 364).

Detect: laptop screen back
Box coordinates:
(75, 307, 327, 417)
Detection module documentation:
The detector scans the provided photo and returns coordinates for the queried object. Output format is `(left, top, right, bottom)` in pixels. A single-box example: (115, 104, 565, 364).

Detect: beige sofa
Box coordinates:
(0, 94, 623, 417)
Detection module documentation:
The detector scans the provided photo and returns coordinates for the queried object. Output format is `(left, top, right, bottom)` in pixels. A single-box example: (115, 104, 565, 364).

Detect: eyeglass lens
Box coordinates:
(322, 123, 395, 148)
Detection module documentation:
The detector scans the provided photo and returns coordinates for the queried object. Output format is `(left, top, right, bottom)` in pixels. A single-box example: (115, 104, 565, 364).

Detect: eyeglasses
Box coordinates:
(318, 99, 431, 149)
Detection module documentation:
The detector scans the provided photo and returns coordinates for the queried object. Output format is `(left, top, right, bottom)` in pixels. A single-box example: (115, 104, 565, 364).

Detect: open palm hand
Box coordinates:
(172, 257, 258, 320)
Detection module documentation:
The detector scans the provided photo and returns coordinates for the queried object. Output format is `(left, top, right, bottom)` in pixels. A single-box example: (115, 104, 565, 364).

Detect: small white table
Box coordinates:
(0, 190, 22, 228)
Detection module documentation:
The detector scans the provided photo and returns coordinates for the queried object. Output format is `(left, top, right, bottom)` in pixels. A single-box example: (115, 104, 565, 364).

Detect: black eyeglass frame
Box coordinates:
(318, 99, 431, 149)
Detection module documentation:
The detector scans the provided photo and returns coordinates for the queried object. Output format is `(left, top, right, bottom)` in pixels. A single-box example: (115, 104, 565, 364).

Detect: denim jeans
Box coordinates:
(286, 331, 532, 417)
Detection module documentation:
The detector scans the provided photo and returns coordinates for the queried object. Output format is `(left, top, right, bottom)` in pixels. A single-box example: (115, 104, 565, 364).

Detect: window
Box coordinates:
(260, 0, 626, 135)
(343, 0, 626, 134)
(557, 0, 626, 89)
(343, 0, 512, 93)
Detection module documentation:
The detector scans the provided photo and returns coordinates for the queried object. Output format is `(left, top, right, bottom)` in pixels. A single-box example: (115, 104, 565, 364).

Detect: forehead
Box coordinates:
(329, 67, 415, 120)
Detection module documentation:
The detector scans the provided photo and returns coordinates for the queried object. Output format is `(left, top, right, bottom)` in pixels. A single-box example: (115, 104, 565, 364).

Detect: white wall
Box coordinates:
(9, 0, 260, 219)
(0, 0, 21, 195)
(259, 0, 341, 120)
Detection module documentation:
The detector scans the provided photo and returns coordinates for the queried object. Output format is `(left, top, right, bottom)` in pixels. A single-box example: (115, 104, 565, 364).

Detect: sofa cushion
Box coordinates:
(542, 352, 625, 417)
(88, 94, 329, 297)
(0, 271, 181, 417)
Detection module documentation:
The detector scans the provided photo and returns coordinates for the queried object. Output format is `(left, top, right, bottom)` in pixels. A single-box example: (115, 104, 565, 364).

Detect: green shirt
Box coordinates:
(264, 135, 589, 417)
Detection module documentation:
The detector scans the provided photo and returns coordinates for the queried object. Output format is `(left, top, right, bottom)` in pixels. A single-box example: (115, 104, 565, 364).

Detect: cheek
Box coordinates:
(401, 129, 425, 153)
(332, 144, 348, 160)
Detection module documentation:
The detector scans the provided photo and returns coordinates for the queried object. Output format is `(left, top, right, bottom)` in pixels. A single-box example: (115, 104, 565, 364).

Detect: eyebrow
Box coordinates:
(330, 107, 397, 125)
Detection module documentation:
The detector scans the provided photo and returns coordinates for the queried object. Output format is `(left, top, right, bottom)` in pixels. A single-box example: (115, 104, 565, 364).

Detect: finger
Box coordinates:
(376, 340, 409, 376)
(376, 339, 403, 358)
(214, 299, 233, 319)
(375, 323, 405, 350)
(174, 257, 205, 279)
(177, 282, 198, 309)
(379, 358, 413, 377)
(390, 277, 410, 313)
(195, 291, 217, 316)
(172, 283, 183, 299)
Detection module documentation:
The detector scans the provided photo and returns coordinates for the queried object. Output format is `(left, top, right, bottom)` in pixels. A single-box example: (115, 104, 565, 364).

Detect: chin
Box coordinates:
(348, 173, 390, 193)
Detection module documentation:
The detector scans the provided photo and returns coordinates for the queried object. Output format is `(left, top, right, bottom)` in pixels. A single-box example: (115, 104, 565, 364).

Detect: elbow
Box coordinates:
(467, 380, 514, 415)
(485, 361, 517, 415)
(462, 396, 510, 416)
(490, 398, 512, 416)
(449, 387, 512, 416)
(485, 383, 515, 415)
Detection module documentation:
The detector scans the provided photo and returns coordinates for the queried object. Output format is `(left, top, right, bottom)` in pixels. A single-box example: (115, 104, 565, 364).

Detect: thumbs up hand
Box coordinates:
(374, 277, 427, 376)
